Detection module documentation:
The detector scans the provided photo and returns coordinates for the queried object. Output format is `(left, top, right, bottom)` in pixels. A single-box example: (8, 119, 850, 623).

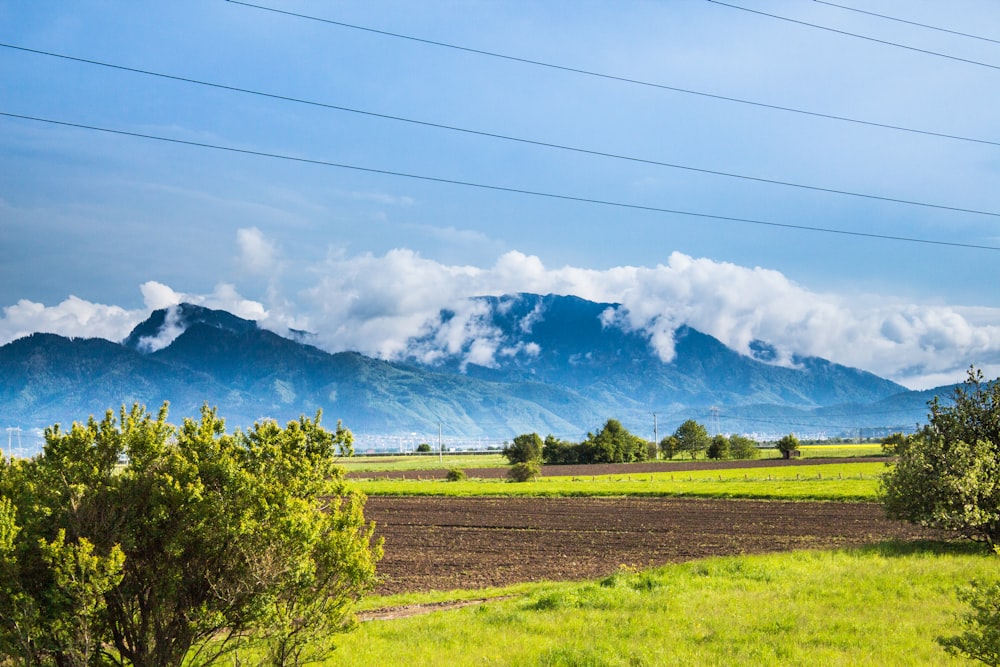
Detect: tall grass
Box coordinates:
(328, 541, 994, 666)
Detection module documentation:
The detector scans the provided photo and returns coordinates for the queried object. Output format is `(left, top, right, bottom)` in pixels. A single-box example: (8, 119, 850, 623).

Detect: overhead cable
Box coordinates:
(221, 0, 1000, 149)
(707, 0, 1000, 72)
(4, 42, 998, 219)
(813, 0, 1000, 46)
(3, 110, 999, 252)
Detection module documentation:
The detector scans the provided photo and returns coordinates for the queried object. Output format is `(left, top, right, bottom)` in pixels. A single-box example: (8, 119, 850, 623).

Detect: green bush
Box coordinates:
(882, 368, 1000, 548)
(445, 468, 467, 482)
(729, 434, 760, 460)
(0, 405, 381, 667)
(707, 434, 730, 460)
(508, 461, 541, 483)
(938, 578, 1000, 665)
(775, 433, 801, 459)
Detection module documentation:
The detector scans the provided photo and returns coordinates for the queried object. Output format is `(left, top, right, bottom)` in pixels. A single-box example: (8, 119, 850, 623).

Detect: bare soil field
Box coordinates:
(365, 496, 941, 595)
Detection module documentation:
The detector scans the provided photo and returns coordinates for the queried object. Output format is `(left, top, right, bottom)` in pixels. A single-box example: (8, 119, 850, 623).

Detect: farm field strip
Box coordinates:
(351, 461, 886, 501)
(363, 495, 937, 596)
(340, 453, 509, 472)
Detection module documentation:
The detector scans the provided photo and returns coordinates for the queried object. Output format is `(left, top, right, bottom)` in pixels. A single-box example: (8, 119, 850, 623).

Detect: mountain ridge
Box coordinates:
(0, 296, 943, 446)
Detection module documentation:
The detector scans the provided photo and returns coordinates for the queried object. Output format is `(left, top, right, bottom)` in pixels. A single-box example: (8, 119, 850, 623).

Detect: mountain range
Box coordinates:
(0, 294, 947, 449)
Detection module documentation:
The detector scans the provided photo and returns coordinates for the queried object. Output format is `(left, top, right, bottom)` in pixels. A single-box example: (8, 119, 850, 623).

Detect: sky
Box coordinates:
(2, 0, 1000, 390)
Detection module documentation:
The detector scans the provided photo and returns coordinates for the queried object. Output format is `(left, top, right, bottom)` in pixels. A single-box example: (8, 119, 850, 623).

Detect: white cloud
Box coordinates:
(0, 296, 144, 345)
(5, 247, 1000, 390)
(296, 249, 1000, 389)
(140, 281, 184, 310)
(134, 304, 186, 353)
(236, 227, 279, 275)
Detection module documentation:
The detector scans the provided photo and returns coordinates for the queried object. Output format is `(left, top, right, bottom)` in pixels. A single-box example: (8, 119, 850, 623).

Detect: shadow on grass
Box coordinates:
(850, 538, 993, 559)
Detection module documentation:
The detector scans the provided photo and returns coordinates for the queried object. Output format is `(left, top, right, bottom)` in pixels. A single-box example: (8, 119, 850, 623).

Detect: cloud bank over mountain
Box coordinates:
(3, 233, 999, 390)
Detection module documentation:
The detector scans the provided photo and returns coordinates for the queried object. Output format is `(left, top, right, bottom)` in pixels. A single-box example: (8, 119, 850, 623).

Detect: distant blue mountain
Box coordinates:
(0, 297, 945, 443)
(408, 293, 905, 409)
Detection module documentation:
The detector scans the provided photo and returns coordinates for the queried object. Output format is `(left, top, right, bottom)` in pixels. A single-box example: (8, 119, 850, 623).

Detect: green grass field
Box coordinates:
(351, 461, 886, 501)
(329, 541, 995, 666)
(339, 452, 509, 472)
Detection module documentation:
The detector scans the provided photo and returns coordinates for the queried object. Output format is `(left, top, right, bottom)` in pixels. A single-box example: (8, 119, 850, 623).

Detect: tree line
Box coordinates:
(502, 418, 768, 467)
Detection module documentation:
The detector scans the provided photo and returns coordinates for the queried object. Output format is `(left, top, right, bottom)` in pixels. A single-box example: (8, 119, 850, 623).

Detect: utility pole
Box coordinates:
(652, 412, 658, 459)
(710, 406, 721, 436)
(438, 420, 443, 465)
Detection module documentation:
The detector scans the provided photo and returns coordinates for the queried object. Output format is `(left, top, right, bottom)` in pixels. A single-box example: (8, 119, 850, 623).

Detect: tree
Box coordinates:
(542, 435, 580, 465)
(729, 434, 760, 460)
(775, 433, 800, 460)
(673, 420, 710, 460)
(332, 419, 355, 456)
(415, 442, 432, 453)
(938, 579, 1000, 666)
(502, 433, 544, 464)
(881, 432, 909, 456)
(0, 404, 382, 667)
(579, 419, 649, 464)
(706, 434, 730, 460)
(508, 461, 541, 482)
(881, 368, 1000, 549)
(659, 435, 680, 460)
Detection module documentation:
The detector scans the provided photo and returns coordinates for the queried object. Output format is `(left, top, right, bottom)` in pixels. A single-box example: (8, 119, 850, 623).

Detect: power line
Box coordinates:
(5, 42, 998, 219)
(4, 110, 998, 252)
(222, 0, 1000, 149)
(812, 0, 1000, 46)
(707, 0, 1000, 72)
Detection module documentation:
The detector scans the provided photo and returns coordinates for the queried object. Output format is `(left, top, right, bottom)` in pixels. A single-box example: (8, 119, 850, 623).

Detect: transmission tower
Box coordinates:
(6, 426, 22, 461)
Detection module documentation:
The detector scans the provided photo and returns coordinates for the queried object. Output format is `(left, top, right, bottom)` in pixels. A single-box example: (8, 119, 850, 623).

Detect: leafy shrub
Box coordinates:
(729, 434, 760, 460)
(938, 578, 1000, 665)
(707, 434, 730, 460)
(445, 468, 466, 482)
(659, 435, 679, 460)
(882, 368, 1000, 547)
(508, 461, 541, 482)
(775, 433, 801, 459)
(0, 405, 381, 667)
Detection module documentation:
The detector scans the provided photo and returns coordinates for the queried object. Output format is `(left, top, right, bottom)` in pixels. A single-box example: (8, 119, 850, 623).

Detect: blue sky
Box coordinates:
(2, 0, 1000, 389)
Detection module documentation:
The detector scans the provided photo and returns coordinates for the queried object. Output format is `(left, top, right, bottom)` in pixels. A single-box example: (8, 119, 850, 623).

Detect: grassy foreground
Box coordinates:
(331, 541, 994, 666)
(352, 461, 886, 501)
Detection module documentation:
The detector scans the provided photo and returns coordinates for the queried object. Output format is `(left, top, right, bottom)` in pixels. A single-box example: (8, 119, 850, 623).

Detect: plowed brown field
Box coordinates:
(366, 496, 941, 595)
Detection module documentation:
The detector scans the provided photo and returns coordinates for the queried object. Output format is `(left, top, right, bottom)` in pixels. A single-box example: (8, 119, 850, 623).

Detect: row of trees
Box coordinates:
(658, 420, 764, 461)
(503, 418, 766, 466)
(503, 420, 651, 466)
(0, 404, 382, 667)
